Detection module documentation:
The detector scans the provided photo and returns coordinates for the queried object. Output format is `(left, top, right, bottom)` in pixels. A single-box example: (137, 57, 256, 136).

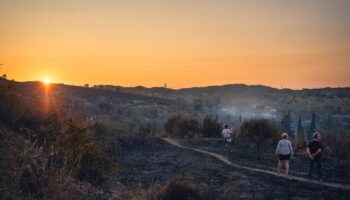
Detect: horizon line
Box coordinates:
(6, 78, 350, 91)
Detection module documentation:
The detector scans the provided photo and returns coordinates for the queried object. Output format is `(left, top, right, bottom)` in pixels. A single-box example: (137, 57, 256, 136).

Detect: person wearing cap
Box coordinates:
(306, 132, 323, 181)
(276, 132, 294, 175)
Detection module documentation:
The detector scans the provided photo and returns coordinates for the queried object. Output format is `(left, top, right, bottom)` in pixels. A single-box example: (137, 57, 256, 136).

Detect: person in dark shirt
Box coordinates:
(306, 132, 323, 180)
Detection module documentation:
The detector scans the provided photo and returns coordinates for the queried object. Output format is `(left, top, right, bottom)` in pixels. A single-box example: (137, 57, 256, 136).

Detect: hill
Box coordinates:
(95, 83, 350, 131)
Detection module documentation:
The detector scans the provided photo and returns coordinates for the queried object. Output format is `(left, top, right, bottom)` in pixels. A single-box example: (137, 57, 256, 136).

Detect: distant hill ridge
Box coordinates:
(1, 78, 350, 130)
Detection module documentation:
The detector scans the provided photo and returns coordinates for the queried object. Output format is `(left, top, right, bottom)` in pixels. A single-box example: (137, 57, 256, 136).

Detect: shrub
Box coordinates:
(322, 132, 350, 161)
(165, 116, 200, 138)
(320, 132, 350, 177)
(63, 120, 117, 185)
(0, 80, 117, 198)
(0, 128, 98, 200)
(125, 178, 210, 200)
(239, 118, 279, 159)
(293, 132, 307, 152)
(202, 115, 222, 138)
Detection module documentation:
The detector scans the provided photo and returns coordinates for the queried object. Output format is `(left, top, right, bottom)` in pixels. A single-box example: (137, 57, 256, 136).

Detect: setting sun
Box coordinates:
(43, 79, 50, 85)
(1, 1, 350, 199)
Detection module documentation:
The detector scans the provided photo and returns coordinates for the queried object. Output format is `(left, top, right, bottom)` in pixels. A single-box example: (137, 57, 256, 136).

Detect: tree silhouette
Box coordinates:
(240, 118, 279, 160)
(280, 111, 293, 138)
(294, 115, 306, 150)
(296, 116, 305, 136)
(202, 115, 222, 137)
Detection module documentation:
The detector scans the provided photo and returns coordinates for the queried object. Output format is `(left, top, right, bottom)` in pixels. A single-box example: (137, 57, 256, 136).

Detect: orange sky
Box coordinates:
(1, 0, 349, 89)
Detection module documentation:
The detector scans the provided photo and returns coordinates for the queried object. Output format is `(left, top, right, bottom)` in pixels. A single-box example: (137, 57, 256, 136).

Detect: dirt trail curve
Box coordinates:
(161, 138, 350, 191)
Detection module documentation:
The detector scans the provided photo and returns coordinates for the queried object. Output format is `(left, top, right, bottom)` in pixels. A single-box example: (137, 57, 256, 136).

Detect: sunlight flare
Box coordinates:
(43, 78, 51, 85)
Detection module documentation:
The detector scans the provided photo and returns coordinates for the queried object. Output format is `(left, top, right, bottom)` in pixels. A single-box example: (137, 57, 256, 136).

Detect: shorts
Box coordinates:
(224, 137, 232, 144)
(278, 154, 291, 160)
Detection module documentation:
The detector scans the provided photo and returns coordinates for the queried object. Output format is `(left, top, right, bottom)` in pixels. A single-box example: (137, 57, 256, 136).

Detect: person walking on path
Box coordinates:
(276, 132, 293, 175)
(306, 132, 324, 181)
(222, 124, 232, 148)
(222, 124, 232, 158)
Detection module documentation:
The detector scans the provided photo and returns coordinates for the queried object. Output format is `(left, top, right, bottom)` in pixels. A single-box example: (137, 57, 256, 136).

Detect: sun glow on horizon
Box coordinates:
(43, 78, 51, 85)
(1, 0, 350, 89)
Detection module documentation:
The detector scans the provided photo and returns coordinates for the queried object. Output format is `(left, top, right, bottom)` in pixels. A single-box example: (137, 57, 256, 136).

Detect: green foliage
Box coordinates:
(239, 118, 279, 159)
(202, 115, 222, 138)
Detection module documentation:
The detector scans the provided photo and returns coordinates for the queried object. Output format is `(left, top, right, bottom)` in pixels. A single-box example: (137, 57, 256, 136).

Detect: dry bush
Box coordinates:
(202, 115, 222, 138)
(322, 132, 350, 161)
(123, 178, 210, 200)
(0, 128, 98, 200)
(62, 120, 118, 186)
(0, 81, 117, 199)
(293, 133, 307, 152)
(239, 118, 280, 159)
(165, 116, 200, 138)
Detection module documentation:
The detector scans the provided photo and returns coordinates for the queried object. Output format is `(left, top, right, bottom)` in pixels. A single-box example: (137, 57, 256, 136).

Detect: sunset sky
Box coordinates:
(1, 0, 349, 89)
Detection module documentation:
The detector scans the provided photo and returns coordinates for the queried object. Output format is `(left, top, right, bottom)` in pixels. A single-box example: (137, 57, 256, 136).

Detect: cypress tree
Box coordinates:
(280, 112, 293, 138)
(296, 116, 304, 135)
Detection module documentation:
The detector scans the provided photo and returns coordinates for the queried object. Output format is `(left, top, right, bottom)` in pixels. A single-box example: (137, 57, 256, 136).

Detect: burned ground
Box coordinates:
(113, 138, 350, 199)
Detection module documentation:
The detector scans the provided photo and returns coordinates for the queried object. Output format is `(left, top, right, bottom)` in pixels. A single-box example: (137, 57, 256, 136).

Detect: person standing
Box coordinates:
(276, 132, 293, 175)
(306, 132, 323, 181)
(222, 124, 232, 148)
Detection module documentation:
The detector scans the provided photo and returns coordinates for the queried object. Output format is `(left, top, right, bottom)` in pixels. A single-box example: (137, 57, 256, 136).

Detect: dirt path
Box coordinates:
(162, 138, 350, 191)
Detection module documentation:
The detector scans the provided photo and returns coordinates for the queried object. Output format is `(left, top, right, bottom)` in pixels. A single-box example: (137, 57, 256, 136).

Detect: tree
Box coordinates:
(84, 84, 89, 88)
(307, 112, 317, 140)
(165, 116, 200, 138)
(239, 118, 279, 160)
(294, 116, 306, 151)
(280, 112, 293, 138)
(202, 115, 222, 137)
(165, 116, 181, 135)
(296, 116, 305, 136)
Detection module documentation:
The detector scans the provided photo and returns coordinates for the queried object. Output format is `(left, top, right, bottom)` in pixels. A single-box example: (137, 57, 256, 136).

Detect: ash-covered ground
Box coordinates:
(113, 138, 350, 200)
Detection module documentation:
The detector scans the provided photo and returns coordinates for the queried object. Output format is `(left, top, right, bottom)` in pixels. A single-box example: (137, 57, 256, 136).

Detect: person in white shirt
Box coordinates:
(275, 132, 294, 175)
(222, 124, 232, 148)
